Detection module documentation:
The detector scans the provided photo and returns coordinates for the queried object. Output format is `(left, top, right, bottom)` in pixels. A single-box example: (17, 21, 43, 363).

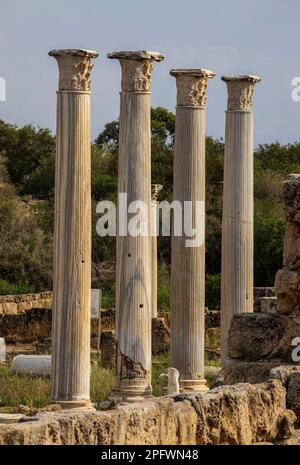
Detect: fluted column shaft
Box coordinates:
(170, 69, 215, 391)
(108, 51, 164, 402)
(151, 184, 163, 319)
(49, 49, 98, 408)
(221, 75, 261, 363)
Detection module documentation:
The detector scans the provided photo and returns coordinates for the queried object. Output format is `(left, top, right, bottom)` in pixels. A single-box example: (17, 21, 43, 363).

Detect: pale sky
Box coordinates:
(1, 0, 300, 146)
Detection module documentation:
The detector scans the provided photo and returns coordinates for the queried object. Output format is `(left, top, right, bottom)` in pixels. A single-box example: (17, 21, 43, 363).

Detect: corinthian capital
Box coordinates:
(107, 50, 164, 92)
(49, 49, 99, 92)
(170, 69, 215, 108)
(151, 184, 163, 201)
(222, 75, 261, 111)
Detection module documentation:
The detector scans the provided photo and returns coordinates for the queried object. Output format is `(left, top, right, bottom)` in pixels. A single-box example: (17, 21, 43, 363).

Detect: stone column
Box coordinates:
(151, 184, 163, 319)
(170, 69, 215, 392)
(108, 51, 164, 402)
(49, 49, 98, 409)
(220, 75, 261, 363)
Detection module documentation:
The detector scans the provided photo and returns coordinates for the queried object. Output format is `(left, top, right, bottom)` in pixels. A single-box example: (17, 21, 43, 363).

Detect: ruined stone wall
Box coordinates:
(0, 293, 52, 315)
(0, 380, 295, 445)
(224, 176, 300, 424)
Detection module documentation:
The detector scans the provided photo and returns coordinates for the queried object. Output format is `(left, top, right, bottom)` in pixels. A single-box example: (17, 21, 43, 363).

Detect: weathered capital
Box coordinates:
(107, 50, 164, 92)
(49, 49, 99, 92)
(151, 184, 163, 201)
(170, 69, 215, 108)
(222, 75, 261, 111)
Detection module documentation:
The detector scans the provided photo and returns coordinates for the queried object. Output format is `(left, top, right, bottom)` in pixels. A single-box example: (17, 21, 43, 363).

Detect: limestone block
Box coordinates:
(17, 301, 32, 313)
(224, 359, 284, 384)
(0, 414, 23, 424)
(0, 380, 295, 445)
(283, 174, 300, 222)
(2, 303, 18, 315)
(228, 313, 300, 362)
(275, 268, 300, 314)
(11, 355, 51, 376)
(259, 297, 277, 314)
(253, 287, 275, 312)
(270, 366, 300, 422)
(0, 337, 5, 362)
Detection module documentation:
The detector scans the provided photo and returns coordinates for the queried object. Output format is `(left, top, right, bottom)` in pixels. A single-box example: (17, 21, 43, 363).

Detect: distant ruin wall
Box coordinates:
(0, 293, 52, 315)
(0, 287, 275, 316)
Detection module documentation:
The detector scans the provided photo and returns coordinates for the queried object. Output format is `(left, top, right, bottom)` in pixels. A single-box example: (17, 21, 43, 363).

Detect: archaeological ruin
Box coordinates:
(0, 48, 300, 446)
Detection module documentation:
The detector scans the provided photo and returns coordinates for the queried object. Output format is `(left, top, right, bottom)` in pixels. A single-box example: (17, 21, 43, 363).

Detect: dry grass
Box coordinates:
(0, 362, 113, 412)
(0, 350, 221, 412)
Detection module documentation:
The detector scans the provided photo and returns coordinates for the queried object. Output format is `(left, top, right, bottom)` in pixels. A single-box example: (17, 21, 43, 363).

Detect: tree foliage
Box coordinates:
(0, 111, 299, 307)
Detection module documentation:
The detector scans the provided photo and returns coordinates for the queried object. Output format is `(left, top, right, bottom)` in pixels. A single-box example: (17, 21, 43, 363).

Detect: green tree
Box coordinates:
(0, 120, 55, 198)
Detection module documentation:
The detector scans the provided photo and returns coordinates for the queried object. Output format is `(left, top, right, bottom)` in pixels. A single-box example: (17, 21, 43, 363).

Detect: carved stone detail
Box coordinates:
(107, 51, 164, 93)
(151, 184, 163, 202)
(222, 75, 261, 111)
(120, 59, 153, 92)
(49, 49, 99, 92)
(170, 69, 215, 107)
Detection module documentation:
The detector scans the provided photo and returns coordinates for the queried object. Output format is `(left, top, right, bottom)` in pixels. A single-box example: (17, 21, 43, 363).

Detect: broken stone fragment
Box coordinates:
(270, 366, 300, 424)
(0, 380, 296, 445)
(0, 414, 24, 425)
(11, 355, 51, 376)
(228, 313, 300, 362)
(224, 359, 283, 384)
(275, 268, 300, 314)
(258, 297, 277, 314)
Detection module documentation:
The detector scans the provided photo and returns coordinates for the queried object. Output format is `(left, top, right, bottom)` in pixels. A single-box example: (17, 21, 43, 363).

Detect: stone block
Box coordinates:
(270, 366, 300, 423)
(0, 380, 295, 445)
(224, 358, 283, 384)
(0, 414, 23, 424)
(228, 313, 300, 362)
(11, 355, 51, 376)
(253, 287, 275, 312)
(275, 268, 300, 314)
(258, 297, 277, 313)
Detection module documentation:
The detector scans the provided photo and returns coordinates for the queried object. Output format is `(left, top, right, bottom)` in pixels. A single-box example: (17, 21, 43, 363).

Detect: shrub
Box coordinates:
(0, 279, 34, 295)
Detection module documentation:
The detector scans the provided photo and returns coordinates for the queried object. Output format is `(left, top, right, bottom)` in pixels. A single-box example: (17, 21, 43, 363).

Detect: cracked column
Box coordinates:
(170, 69, 215, 392)
(151, 184, 163, 319)
(108, 51, 164, 402)
(49, 49, 99, 409)
(221, 75, 261, 364)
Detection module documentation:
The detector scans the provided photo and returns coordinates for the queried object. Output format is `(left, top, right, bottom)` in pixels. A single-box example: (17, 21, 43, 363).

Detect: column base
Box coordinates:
(54, 400, 95, 411)
(100, 389, 153, 410)
(179, 379, 209, 393)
